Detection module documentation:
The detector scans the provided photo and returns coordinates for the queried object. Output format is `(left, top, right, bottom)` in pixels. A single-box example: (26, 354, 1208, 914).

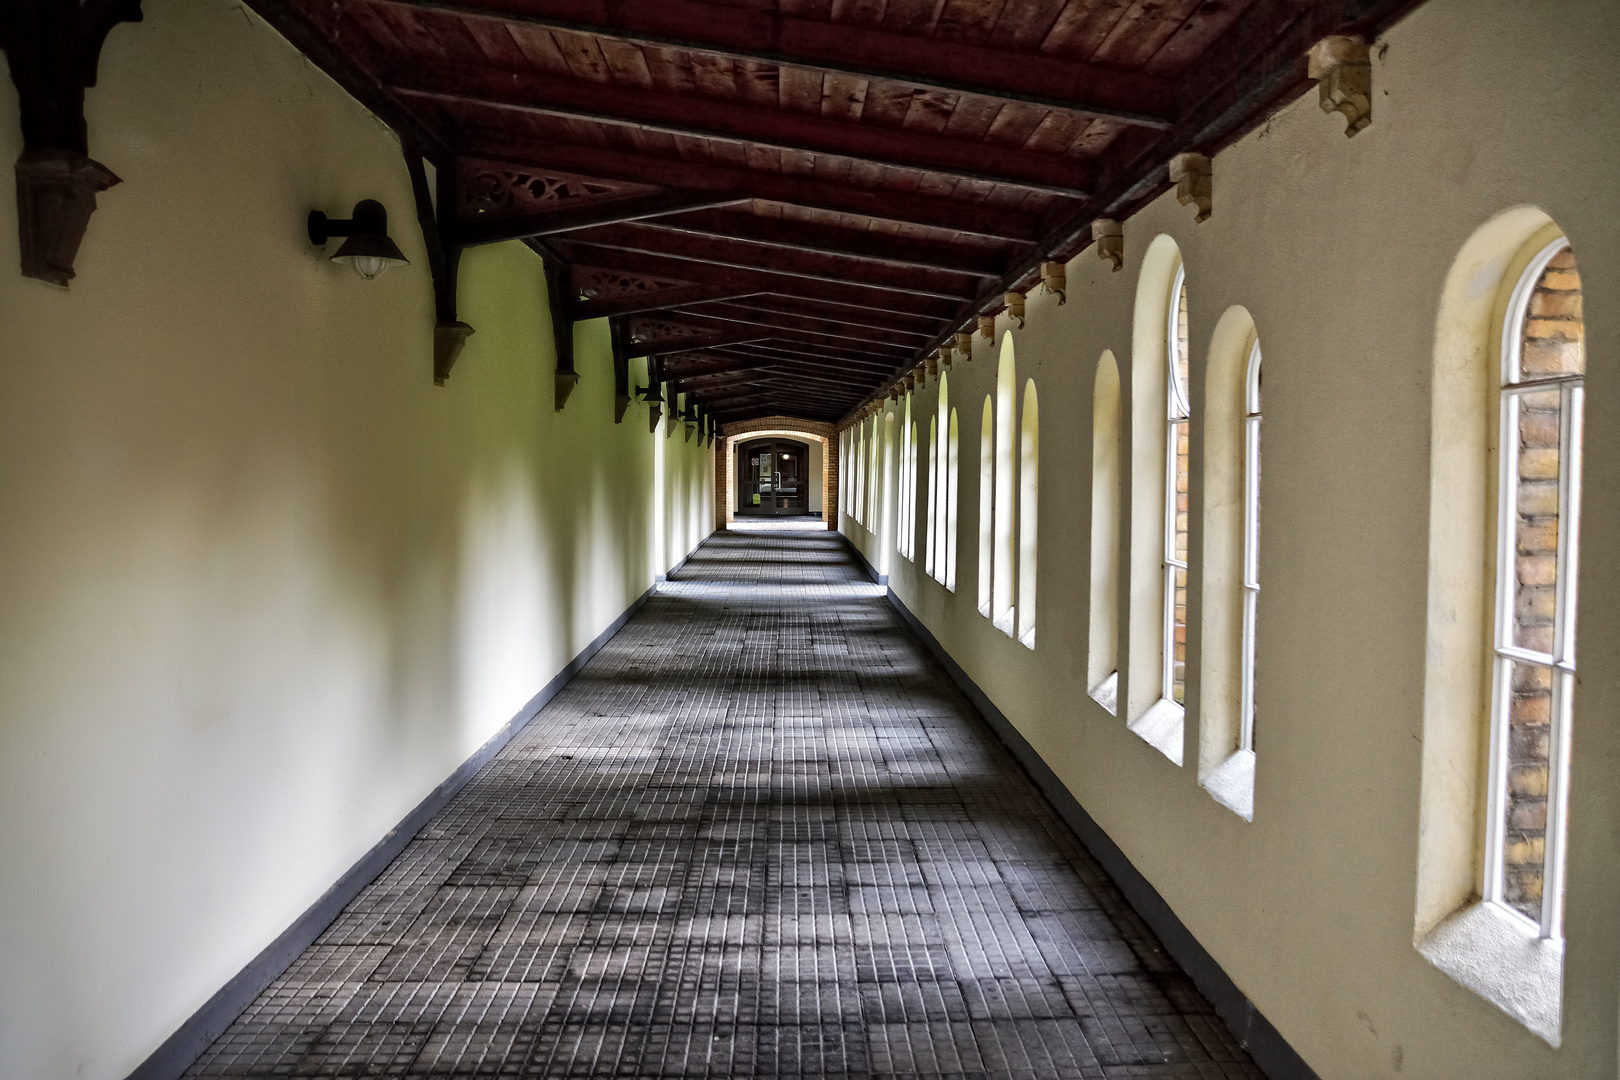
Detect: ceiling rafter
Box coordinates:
(632, 208, 1010, 278)
(548, 242, 965, 321)
(391, 65, 1096, 197)
(457, 137, 1044, 242)
(455, 191, 743, 246)
(562, 223, 981, 300)
(363, 0, 1178, 127)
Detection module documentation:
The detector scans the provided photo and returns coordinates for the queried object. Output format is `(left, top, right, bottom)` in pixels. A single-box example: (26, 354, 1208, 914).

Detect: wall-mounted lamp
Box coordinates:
(308, 199, 408, 280)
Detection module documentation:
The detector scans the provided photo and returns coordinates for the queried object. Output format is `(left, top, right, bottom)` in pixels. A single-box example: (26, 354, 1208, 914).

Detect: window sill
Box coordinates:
(1128, 697, 1184, 765)
(1089, 672, 1118, 716)
(992, 610, 1016, 638)
(1416, 901, 1562, 1046)
(1202, 749, 1254, 821)
(1018, 627, 1035, 650)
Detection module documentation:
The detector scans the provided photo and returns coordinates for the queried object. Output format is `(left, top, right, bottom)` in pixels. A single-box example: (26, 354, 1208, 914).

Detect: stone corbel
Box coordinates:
(978, 315, 996, 340)
(434, 322, 476, 384)
(1308, 35, 1371, 137)
(938, 345, 953, 369)
(542, 257, 580, 410)
(1169, 153, 1212, 223)
(1092, 218, 1124, 272)
(3, 0, 145, 286)
(1041, 261, 1066, 304)
(1004, 291, 1026, 328)
(954, 331, 973, 357)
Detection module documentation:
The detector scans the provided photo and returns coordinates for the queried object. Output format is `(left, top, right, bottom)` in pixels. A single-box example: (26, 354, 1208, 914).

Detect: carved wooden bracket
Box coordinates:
(1004, 291, 1026, 328)
(954, 331, 973, 357)
(1309, 36, 1371, 137)
(1041, 260, 1066, 304)
(1092, 218, 1125, 272)
(406, 148, 475, 384)
(3, 0, 144, 286)
(609, 317, 633, 423)
(541, 256, 579, 411)
(978, 315, 996, 340)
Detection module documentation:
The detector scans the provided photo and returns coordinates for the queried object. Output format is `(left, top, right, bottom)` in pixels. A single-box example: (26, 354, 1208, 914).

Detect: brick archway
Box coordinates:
(717, 416, 839, 530)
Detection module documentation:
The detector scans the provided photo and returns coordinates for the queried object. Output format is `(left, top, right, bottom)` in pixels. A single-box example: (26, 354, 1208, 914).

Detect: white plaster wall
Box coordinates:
(850, 0, 1619, 1075)
(0, 4, 713, 1078)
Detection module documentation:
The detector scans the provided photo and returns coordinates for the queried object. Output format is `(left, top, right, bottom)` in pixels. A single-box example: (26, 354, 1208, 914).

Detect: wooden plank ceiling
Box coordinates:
(250, 0, 1417, 426)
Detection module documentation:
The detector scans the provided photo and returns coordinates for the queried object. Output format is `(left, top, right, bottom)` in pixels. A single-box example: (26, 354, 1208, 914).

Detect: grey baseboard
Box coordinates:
(125, 577, 667, 1080)
(839, 533, 1319, 1080)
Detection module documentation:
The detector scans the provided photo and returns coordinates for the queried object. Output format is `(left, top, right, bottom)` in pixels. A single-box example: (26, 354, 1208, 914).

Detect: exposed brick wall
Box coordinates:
(716, 416, 839, 530)
(1501, 247, 1583, 920)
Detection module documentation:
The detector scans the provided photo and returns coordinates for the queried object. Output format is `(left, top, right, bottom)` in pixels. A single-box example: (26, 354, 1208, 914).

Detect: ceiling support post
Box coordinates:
(542, 255, 579, 411)
(405, 147, 474, 384)
(1, 0, 143, 287)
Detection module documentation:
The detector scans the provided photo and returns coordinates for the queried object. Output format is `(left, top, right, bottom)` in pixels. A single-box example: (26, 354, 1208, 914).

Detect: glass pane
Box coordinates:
(1510, 387, 1564, 655)
(1520, 248, 1583, 379)
(1172, 563, 1187, 705)
(1172, 421, 1189, 564)
(1169, 279, 1190, 418)
(1500, 659, 1555, 922)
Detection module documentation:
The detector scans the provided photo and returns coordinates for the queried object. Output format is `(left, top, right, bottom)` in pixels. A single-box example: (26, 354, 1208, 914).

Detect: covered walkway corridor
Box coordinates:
(187, 526, 1257, 1078)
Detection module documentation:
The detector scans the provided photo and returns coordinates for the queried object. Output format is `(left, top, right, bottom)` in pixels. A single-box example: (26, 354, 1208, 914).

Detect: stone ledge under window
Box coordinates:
(1089, 672, 1118, 716)
(1202, 748, 1254, 821)
(1128, 697, 1184, 765)
(1416, 901, 1562, 1046)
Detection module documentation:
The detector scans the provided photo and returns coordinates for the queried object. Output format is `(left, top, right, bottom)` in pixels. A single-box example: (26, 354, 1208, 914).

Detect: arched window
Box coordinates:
(1126, 235, 1187, 764)
(880, 412, 896, 574)
(1240, 341, 1261, 753)
(1417, 212, 1581, 1046)
(1164, 266, 1191, 704)
(931, 373, 952, 587)
(1198, 310, 1258, 820)
(898, 396, 918, 561)
(1089, 352, 1121, 713)
(925, 415, 939, 577)
(1489, 238, 1582, 937)
(945, 408, 959, 592)
(992, 335, 1017, 636)
(977, 395, 994, 617)
(1017, 381, 1038, 648)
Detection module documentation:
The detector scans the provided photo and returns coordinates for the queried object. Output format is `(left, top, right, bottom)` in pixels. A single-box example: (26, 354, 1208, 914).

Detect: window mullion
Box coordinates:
(1540, 669, 1573, 939)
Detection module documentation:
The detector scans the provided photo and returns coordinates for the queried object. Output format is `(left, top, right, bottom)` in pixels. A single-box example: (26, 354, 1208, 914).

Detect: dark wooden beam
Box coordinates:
(241, 0, 446, 156)
(625, 326, 772, 360)
(392, 64, 1095, 197)
(572, 284, 763, 321)
(609, 316, 632, 422)
(548, 242, 965, 322)
(635, 209, 1010, 278)
(404, 145, 475, 384)
(696, 351, 900, 383)
(366, 0, 1176, 128)
(879, 0, 1432, 400)
(716, 295, 949, 340)
(541, 256, 579, 410)
(0, 0, 144, 285)
(564, 223, 978, 301)
(457, 137, 1044, 242)
(720, 341, 905, 376)
(454, 190, 744, 246)
(665, 304, 928, 351)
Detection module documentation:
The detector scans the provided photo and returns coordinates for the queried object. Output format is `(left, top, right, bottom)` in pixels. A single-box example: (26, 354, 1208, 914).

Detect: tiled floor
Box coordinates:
(187, 526, 1262, 1079)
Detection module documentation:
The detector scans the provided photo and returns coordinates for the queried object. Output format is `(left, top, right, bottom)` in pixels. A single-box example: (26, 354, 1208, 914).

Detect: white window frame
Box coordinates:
(1162, 265, 1190, 705)
(1240, 341, 1261, 753)
(1484, 236, 1582, 942)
